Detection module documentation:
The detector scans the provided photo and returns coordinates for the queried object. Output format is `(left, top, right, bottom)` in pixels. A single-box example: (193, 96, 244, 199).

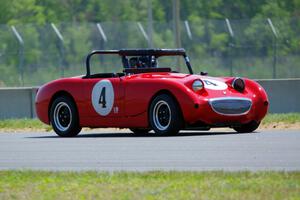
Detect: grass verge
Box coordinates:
(0, 118, 51, 132)
(0, 113, 300, 132)
(260, 113, 300, 129)
(0, 171, 299, 200)
(262, 113, 300, 124)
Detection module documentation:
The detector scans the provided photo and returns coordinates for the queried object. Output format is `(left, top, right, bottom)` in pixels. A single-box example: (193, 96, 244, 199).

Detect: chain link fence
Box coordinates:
(0, 18, 299, 86)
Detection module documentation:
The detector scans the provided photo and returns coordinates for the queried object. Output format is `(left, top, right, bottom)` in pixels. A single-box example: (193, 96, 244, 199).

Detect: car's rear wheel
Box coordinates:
(233, 121, 260, 133)
(130, 128, 151, 135)
(149, 94, 182, 135)
(50, 96, 81, 137)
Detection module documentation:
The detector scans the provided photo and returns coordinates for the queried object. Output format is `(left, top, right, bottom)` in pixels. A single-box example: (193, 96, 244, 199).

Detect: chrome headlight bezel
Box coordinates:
(192, 80, 204, 92)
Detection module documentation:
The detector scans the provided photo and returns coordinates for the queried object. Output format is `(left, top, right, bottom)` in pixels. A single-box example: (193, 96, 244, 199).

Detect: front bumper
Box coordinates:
(186, 96, 268, 127)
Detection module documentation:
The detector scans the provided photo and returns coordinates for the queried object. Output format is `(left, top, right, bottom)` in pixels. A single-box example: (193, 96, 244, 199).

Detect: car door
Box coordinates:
(82, 77, 124, 126)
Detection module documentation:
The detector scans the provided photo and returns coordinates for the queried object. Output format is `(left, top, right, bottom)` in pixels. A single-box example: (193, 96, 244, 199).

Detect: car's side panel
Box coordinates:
(123, 75, 200, 127)
(74, 75, 198, 128)
(79, 77, 125, 127)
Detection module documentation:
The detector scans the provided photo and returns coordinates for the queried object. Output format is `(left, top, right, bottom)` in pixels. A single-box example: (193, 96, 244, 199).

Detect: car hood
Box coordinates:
(124, 72, 263, 99)
(125, 72, 232, 85)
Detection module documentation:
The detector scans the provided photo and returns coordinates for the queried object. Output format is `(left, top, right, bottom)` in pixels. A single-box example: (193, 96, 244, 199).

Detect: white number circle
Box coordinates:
(91, 80, 114, 116)
(202, 78, 228, 90)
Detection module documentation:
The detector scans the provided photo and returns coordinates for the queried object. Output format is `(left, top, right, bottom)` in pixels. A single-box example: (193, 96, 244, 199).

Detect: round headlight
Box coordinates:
(232, 77, 245, 92)
(192, 80, 203, 92)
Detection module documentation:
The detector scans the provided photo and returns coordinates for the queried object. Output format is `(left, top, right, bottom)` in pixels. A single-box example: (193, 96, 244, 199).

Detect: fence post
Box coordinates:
(96, 23, 107, 43)
(137, 22, 149, 44)
(147, 0, 153, 48)
(184, 20, 192, 40)
(11, 25, 24, 86)
(51, 23, 65, 77)
(96, 23, 107, 72)
(172, 0, 181, 70)
(225, 18, 234, 76)
(267, 18, 278, 79)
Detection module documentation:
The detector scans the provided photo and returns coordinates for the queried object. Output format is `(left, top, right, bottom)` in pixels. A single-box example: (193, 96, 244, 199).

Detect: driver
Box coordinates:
(128, 56, 158, 68)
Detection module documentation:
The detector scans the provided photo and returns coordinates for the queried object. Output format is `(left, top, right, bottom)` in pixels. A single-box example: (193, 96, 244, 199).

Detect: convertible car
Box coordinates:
(35, 49, 269, 137)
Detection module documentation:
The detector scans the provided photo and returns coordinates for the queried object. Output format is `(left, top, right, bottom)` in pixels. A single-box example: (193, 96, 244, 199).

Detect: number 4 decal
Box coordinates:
(92, 80, 114, 116)
(202, 78, 228, 90)
(99, 87, 107, 108)
(204, 80, 217, 86)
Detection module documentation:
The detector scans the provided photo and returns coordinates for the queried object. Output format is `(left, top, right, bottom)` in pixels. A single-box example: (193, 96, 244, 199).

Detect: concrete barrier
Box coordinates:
(0, 79, 299, 119)
(256, 79, 300, 113)
(0, 87, 38, 119)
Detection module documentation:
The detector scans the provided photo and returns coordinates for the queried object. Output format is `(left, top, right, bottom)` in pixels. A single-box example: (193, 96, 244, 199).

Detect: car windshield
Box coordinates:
(155, 56, 190, 74)
(87, 50, 192, 76)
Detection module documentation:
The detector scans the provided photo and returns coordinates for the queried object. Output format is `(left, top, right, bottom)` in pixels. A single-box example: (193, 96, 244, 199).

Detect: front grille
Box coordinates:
(209, 97, 252, 115)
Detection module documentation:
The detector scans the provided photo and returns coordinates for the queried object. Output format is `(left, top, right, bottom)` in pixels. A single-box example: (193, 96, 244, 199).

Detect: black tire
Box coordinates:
(50, 96, 81, 137)
(149, 94, 183, 135)
(233, 121, 260, 133)
(130, 128, 151, 135)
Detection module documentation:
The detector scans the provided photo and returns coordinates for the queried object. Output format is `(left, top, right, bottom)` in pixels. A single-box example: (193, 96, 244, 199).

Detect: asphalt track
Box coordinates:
(0, 129, 299, 171)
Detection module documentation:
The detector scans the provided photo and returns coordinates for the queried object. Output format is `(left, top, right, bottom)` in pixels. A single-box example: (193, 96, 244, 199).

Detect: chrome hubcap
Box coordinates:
(53, 102, 72, 131)
(153, 100, 171, 131)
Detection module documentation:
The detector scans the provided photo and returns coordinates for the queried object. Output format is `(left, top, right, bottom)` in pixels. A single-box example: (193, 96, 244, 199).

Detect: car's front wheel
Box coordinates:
(149, 94, 182, 135)
(233, 121, 260, 133)
(50, 96, 81, 137)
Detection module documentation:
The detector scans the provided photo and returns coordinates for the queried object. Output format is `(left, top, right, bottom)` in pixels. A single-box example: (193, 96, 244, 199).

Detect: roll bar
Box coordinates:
(85, 48, 193, 77)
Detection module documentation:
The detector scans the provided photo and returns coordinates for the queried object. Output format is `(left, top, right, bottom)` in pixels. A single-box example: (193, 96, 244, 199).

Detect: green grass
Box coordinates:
(0, 113, 300, 131)
(262, 113, 300, 125)
(0, 171, 299, 200)
(0, 118, 51, 131)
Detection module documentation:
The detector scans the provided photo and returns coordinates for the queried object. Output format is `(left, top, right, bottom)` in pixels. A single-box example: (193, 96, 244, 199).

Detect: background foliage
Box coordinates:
(0, 0, 299, 86)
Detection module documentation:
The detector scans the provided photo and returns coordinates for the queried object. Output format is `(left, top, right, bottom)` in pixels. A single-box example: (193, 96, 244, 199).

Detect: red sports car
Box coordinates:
(35, 49, 269, 137)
